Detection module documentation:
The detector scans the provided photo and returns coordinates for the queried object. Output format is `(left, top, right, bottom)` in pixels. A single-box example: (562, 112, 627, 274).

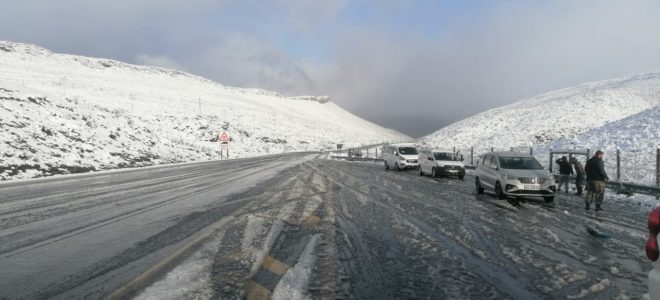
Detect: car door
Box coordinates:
(485, 155, 500, 189)
(480, 155, 495, 189)
(424, 151, 435, 174)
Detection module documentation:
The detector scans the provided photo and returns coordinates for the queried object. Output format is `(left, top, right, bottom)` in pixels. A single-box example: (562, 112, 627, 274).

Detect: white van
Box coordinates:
(382, 144, 419, 171)
(418, 149, 466, 180)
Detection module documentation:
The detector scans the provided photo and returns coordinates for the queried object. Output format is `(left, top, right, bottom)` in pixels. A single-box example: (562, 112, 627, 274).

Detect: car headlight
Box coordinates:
(437, 164, 445, 167)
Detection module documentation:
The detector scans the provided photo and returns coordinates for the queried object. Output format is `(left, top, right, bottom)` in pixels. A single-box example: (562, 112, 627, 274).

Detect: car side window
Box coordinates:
(489, 156, 498, 169)
(428, 152, 433, 160)
(482, 155, 489, 166)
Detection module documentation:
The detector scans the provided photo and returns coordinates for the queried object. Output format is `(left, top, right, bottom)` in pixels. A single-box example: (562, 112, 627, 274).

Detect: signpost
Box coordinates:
(337, 144, 343, 156)
(219, 131, 230, 159)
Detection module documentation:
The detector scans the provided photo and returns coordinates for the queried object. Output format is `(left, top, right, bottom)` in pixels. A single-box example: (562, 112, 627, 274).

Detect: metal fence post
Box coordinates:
(549, 151, 553, 173)
(616, 149, 621, 182)
(491, 147, 494, 152)
(470, 147, 474, 166)
(530, 147, 533, 156)
(510, 147, 514, 152)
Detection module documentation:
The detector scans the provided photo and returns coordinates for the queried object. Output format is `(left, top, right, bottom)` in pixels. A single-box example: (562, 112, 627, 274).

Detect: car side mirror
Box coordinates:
(428, 157, 433, 161)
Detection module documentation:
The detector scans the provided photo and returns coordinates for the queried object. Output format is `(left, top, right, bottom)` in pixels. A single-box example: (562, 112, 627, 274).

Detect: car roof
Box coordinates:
(430, 149, 454, 153)
(484, 151, 534, 157)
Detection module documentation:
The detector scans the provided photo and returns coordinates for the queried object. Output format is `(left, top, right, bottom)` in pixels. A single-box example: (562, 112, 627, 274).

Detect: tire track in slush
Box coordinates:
(316, 160, 541, 299)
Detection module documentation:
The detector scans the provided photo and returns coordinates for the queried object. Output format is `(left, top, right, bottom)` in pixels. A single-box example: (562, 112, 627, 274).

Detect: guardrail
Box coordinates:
(551, 174, 660, 198)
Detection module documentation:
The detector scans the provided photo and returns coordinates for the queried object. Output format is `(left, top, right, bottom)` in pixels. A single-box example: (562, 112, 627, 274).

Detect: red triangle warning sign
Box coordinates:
(219, 132, 230, 142)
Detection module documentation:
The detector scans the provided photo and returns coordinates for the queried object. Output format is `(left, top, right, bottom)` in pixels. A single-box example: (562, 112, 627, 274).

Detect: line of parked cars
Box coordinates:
(382, 143, 556, 202)
(382, 143, 466, 180)
(382, 143, 660, 298)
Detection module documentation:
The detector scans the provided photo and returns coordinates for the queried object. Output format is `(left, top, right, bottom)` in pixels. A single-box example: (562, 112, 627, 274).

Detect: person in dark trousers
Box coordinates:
(555, 156, 573, 193)
(570, 157, 586, 196)
(585, 150, 609, 211)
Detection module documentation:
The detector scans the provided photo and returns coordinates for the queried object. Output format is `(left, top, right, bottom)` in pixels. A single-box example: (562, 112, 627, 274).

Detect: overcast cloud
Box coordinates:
(2, 0, 660, 137)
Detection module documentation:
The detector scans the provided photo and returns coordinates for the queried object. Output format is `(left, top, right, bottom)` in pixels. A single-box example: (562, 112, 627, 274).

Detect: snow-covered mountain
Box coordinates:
(421, 73, 660, 185)
(0, 41, 409, 180)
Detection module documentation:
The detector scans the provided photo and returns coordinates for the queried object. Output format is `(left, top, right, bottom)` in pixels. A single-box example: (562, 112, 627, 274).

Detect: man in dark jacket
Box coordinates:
(585, 150, 609, 211)
(570, 157, 586, 196)
(555, 156, 573, 193)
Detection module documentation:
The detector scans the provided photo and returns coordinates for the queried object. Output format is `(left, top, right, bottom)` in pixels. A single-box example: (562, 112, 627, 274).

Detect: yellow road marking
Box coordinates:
(262, 255, 289, 276)
(245, 280, 272, 300)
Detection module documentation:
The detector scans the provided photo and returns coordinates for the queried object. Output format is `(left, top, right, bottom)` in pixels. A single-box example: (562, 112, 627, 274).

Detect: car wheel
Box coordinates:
(495, 182, 505, 200)
(395, 163, 400, 171)
(432, 167, 437, 178)
(475, 178, 485, 194)
(419, 166, 424, 176)
(384, 161, 389, 170)
(458, 175, 465, 181)
(544, 196, 555, 203)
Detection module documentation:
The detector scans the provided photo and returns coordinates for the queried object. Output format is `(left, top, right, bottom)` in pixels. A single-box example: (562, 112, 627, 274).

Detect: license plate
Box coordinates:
(524, 185, 541, 190)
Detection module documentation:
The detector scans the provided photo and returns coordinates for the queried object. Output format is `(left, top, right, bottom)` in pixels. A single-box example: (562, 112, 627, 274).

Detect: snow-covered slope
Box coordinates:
(421, 73, 660, 185)
(0, 41, 409, 180)
(423, 73, 660, 149)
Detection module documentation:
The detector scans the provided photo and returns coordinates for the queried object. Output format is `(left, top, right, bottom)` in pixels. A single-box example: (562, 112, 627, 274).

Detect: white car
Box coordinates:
(644, 207, 660, 300)
(418, 149, 466, 180)
(382, 144, 419, 171)
(474, 152, 556, 203)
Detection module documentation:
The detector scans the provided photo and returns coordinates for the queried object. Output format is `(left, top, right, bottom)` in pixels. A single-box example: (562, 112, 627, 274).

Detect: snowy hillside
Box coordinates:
(421, 73, 660, 185)
(0, 41, 409, 180)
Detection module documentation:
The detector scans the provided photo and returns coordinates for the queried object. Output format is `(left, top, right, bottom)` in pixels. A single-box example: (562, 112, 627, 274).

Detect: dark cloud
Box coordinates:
(2, 1, 660, 137)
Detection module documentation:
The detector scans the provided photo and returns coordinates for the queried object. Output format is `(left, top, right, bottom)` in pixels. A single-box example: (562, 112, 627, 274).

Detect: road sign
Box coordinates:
(219, 132, 230, 143)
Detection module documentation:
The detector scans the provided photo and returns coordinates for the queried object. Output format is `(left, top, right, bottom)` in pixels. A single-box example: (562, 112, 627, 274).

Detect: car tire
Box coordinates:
(395, 163, 400, 171)
(495, 182, 505, 200)
(544, 196, 555, 203)
(419, 166, 424, 176)
(458, 175, 465, 181)
(476, 178, 485, 194)
(384, 161, 389, 170)
(432, 167, 438, 178)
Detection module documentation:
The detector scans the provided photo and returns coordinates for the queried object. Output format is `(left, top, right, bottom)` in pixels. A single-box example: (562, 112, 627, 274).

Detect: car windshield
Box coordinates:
(498, 157, 543, 170)
(398, 147, 418, 155)
(433, 152, 458, 161)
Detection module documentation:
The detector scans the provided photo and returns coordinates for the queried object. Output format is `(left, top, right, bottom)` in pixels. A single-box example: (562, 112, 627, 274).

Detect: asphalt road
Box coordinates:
(0, 156, 654, 299)
(0, 153, 310, 299)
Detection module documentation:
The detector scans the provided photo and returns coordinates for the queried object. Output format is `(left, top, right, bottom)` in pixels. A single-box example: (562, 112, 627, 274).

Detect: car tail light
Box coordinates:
(646, 207, 660, 261)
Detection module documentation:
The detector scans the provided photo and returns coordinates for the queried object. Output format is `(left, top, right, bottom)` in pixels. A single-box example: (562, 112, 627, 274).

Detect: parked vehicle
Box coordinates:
(474, 152, 556, 202)
(383, 144, 419, 171)
(418, 149, 466, 180)
(644, 207, 660, 300)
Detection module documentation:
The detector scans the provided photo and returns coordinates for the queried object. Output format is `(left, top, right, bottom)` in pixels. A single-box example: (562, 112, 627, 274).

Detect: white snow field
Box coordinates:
(0, 41, 409, 180)
(421, 73, 660, 185)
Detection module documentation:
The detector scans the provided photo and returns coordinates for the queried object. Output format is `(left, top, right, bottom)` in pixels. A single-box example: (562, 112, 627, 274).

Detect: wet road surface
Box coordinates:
(0, 157, 653, 299)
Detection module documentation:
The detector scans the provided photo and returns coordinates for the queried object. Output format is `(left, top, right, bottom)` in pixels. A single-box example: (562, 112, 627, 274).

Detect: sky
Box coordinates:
(2, 0, 660, 137)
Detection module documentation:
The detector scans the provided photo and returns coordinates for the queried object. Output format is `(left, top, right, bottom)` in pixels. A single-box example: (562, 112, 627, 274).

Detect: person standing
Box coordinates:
(585, 151, 609, 211)
(570, 157, 586, 196)
(555, 156, 574, 193)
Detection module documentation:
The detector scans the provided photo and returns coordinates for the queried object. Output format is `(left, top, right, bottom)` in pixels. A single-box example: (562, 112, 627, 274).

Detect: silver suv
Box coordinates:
(475, 152, 556, 202)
